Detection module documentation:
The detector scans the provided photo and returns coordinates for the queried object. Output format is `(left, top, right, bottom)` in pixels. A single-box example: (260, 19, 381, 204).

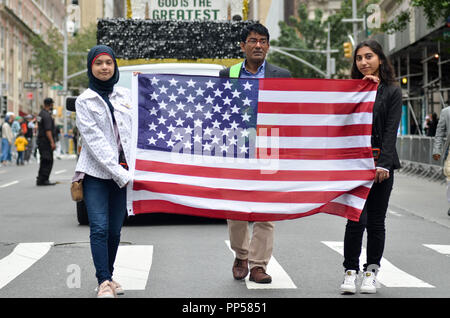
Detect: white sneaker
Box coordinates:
(97, 280, 116, 298)
(112, 280, 124, 295)
(340, 270, 357, 294)
(360, 271, 378, 294)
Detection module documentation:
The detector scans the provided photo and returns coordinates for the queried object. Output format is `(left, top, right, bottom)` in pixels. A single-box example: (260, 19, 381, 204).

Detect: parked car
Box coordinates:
(69, 63, 226, 225)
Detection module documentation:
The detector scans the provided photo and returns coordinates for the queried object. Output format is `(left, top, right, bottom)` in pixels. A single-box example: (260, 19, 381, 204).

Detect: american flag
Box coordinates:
(126, 73, 378, 222)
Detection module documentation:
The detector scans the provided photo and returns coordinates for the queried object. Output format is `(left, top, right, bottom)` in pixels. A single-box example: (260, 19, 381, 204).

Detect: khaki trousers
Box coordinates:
(444, 153, 450, 202)
(227, 220, 274, 270)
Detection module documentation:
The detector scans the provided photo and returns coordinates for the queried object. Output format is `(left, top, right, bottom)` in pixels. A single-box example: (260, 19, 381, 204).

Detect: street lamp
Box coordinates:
(63, 0, 68, 136)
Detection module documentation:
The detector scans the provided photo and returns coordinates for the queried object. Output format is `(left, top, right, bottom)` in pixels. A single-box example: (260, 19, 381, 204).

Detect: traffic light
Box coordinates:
(57, 106, 63, 118)
(343, 42, 353, 58)
(401, 77, 408, 85)
(0, 96, 6, 118)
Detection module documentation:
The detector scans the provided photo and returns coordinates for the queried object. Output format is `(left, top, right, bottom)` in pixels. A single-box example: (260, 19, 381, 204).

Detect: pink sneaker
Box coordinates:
(97, 280, 116, 298)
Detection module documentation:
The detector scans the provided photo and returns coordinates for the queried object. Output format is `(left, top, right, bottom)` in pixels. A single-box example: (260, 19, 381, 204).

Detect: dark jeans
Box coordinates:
(343, 172, 394, 272)
(83, 174, 126, 285)
(16, 151, 24, 165)
(37, 143, 53, 182)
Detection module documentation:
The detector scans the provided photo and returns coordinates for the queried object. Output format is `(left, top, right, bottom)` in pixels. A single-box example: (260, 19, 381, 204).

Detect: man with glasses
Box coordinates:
(220, 23, 291, 284)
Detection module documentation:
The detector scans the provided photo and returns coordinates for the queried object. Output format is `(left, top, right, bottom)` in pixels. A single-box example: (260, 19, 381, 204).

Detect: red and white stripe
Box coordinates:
(128, 78, 377, 222)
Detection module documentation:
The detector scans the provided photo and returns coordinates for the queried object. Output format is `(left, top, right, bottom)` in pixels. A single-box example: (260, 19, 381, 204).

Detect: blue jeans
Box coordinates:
(83, 174, 126, 285)
(16, 151, 24, 165)
(1, 138, 11, 162)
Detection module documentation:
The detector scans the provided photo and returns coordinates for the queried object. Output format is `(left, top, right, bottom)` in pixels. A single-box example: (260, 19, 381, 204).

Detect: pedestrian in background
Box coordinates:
(427, 112, 438, 137)
(219, 23, 292, 284)
(340, 40, 402, 295)
(14, 131, 28, 165)
(432, 107, 450, 216)
(1, 114, 14, 166)
(73, 45, 132, 298)
(11, 116, 21, 137)
(54, 125, 62, 159)
(24, 115, 34, 163)
(36, 98, 56, 186)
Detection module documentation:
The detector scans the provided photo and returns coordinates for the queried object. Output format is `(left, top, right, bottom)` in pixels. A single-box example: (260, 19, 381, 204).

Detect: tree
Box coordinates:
(30, 27, 63, 85)
(268, 0, 377, 78)
(30, 24, 97, 91)
(380, 0, 450, 34)
(67, 24, 97, 89)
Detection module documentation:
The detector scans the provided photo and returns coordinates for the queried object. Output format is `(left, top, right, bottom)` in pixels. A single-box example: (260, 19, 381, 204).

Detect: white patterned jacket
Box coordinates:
(75, 86, 132, 188)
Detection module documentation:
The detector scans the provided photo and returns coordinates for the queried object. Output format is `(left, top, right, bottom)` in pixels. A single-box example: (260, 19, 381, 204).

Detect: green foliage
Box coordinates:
(30, 24, 97, 91)
(380, 0, 450, 34)
(30, 27, 63, 85)
(380, 10, 411, 34)
(411, 0, 450, 28)
(268, 0, 374, 78)
(268, 5, 327, 78)
(67, 24, 97, 89)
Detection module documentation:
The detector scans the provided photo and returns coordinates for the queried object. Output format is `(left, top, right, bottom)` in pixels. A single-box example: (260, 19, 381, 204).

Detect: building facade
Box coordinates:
(371, 0, 449, 135)
(0, 0, 65, 117)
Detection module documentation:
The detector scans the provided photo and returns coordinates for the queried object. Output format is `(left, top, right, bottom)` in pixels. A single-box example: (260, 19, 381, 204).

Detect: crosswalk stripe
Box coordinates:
(113, 245, 153, 290)
(225, 240, 297, 289)
(423, 244, 450, 255)
(322, 241, 434, 288)
(388, 209, 403, 217)
(0, 242, 54, 289)
(0, 180, 19, 188)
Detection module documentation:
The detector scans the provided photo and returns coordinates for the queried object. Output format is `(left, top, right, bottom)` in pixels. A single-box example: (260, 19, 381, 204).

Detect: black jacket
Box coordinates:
(372, 82, 402, 171)
(219, 61, 292, 78)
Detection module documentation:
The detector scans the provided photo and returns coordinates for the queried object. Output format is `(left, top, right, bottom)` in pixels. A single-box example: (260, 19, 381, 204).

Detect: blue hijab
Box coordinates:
(87, 45, 119, 122)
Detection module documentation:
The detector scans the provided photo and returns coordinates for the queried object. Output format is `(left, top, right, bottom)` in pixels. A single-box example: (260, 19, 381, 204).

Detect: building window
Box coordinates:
(18, 1, 23, 18)
(0, 26, 3, 49)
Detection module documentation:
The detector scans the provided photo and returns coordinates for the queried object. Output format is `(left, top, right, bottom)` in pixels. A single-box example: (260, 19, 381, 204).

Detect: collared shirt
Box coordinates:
(240, 60, 266, 79)
(74, 86, 132, 188)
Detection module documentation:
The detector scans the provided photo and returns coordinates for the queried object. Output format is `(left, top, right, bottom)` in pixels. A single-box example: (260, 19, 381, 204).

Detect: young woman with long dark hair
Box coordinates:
(340, 40, 402, 294)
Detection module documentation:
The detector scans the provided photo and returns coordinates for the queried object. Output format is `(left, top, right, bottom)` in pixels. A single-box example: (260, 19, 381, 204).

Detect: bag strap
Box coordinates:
(229, 62, 243, 78)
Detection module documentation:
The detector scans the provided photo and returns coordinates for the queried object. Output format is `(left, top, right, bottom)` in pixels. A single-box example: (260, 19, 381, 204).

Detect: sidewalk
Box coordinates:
(390, 172, 450, 229)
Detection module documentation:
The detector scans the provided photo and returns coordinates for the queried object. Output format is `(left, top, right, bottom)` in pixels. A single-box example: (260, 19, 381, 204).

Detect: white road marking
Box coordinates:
(0, 180, 19, 188)
(388, 209, 403, 217)
(225, 240, 297, 289)
(0, 242, 54, 289)
(113, 245, 153, 290)
(322, 241, 434, 288)
(54, 170, 67, 175)
(423, 244, 450, 255)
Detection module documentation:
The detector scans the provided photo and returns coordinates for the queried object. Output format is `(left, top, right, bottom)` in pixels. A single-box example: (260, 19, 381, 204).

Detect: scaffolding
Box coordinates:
(392, 37, 450, 135)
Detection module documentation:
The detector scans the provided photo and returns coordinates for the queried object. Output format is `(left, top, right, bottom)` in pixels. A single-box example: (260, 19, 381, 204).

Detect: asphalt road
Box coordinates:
(1, 157, 450, 304)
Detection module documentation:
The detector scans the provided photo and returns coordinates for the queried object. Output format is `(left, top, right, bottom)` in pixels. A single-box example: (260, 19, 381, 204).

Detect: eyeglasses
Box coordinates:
(246, 38, 268, 46)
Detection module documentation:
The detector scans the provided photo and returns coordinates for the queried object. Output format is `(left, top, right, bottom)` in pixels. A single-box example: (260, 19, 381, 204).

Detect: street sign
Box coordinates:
(23, 82, 43, 89)
(26, 92, 33, 100)
(57, 90, 69, 96)
(51, 85, 63, 90)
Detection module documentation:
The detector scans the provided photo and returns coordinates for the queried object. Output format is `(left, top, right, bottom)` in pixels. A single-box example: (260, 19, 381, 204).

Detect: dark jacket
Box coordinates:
(372, 82, 402, 171)
(219, 61, 292, 78)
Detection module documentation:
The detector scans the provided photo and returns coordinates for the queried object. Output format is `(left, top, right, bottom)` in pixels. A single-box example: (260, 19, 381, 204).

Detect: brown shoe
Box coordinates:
(232, 258, 249, 280)
(249, 267, 272, 284)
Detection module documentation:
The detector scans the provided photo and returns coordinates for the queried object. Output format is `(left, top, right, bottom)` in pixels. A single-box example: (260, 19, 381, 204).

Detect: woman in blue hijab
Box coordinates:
(73, 45, 132, 298)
